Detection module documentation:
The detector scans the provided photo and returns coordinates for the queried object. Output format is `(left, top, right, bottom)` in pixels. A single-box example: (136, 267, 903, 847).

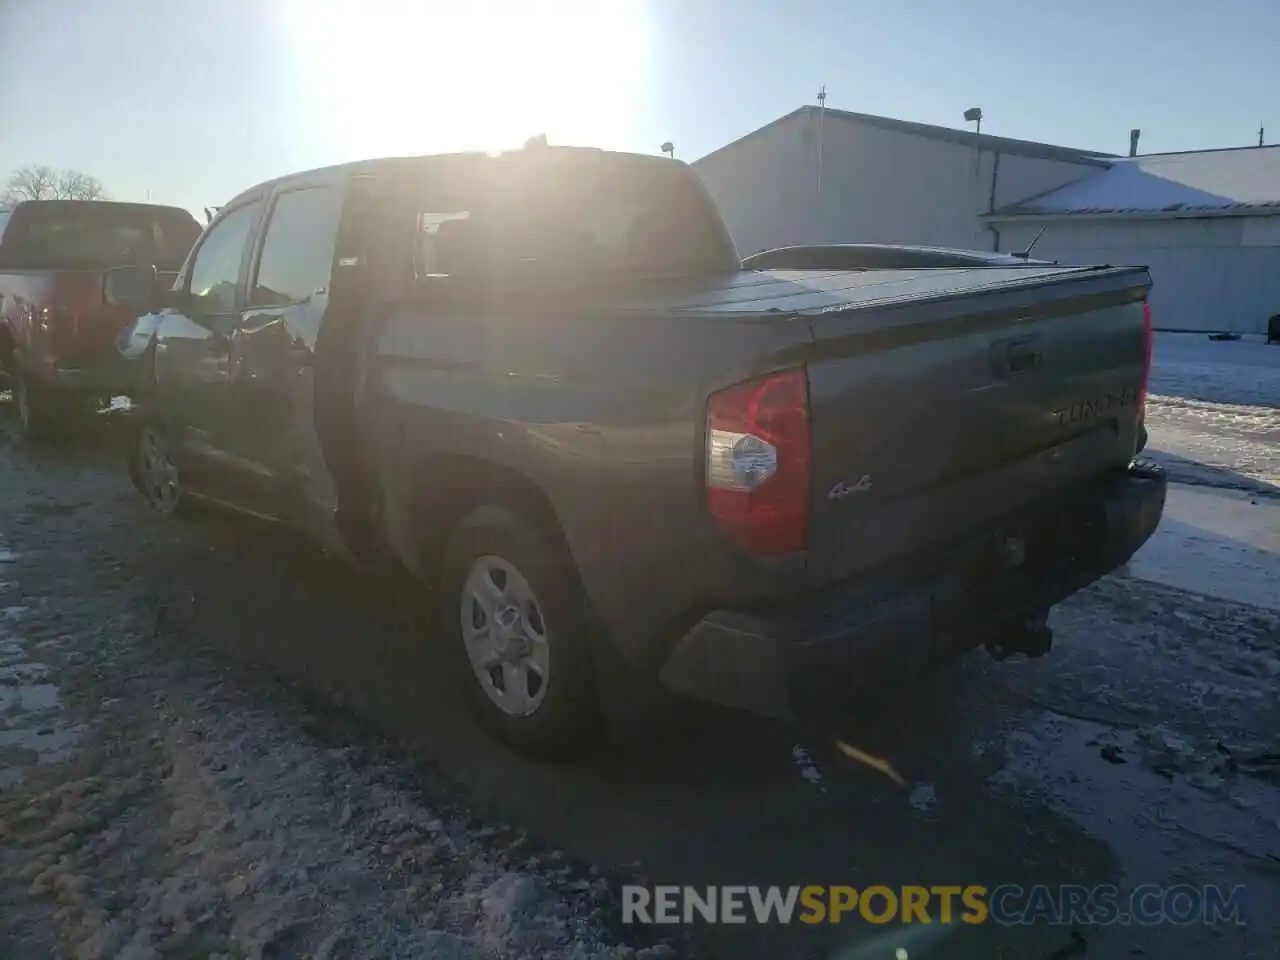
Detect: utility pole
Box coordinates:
(964, 107, 984, 178)
(1260, 125, 1265, 147)
(816, 85, 827, 196)
(964, 106, 983, 138)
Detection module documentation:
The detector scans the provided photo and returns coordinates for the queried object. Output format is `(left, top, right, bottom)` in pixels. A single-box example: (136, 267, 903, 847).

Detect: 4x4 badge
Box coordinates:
(828, 475, 873, 500)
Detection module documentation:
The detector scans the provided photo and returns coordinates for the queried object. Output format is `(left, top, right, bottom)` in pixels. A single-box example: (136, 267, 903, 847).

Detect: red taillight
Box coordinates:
(38, 305, 81, 350)
(705, 369, 810, 554)
(1138, 300, 1153, 415)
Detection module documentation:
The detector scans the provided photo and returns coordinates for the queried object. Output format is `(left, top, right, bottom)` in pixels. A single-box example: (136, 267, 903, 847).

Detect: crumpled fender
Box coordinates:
(116, 310, 166, 360)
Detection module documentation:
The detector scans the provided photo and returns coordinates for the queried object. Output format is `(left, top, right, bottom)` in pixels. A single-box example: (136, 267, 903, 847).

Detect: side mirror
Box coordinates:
(103, 265, 157, 312)
(153, 270, 183, 310)
(104, 265, 187, 313)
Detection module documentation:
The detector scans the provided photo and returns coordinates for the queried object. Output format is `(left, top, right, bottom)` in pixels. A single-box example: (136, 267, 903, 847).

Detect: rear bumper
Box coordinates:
(657, 463, 1167, 719)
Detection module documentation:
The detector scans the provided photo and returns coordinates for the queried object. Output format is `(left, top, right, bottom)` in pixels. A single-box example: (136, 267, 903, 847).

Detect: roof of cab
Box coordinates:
(221, 146, 680, 209)
(1, 199, 194, 216)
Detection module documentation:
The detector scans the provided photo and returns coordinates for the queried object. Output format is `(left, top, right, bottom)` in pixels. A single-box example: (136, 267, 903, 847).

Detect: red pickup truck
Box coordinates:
(0, 200, 201, 438)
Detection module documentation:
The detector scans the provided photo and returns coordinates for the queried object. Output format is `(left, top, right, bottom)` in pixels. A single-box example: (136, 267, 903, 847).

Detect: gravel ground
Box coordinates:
(1, 390, 1277, 960)
(0, 410, 684, 960)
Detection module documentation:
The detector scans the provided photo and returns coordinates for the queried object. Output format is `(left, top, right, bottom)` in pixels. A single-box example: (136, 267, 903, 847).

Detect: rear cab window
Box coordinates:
(404, 152, 740, 286)
(0, 201, 201, 271)
(492, 152, 739, 279)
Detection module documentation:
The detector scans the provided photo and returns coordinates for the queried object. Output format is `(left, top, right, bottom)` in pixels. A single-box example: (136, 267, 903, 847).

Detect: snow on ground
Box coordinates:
(1124, 486, 1280, 611)
(0, 433, 671, 960)
(1126, 332, 1279, 608)
(1145, 396, 1279, 493)
(1148, 331, 1278, 408)
(1145, 333, 1278, 494)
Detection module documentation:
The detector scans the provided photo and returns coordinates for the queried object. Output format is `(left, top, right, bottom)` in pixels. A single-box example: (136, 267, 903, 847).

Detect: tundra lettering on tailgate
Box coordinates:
(1052, 386, 1138, 428)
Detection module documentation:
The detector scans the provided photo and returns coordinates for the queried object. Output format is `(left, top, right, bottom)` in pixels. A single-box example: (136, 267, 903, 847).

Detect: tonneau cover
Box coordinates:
(646, 265, 1143, 317)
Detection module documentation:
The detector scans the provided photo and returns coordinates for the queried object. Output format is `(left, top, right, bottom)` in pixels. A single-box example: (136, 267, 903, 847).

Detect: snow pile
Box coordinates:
(1144, 332, 1279, 493)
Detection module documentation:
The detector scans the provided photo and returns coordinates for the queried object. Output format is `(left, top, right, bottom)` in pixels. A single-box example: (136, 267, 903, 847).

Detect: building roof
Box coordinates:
(694, 105, 1115, 168)
(989, 144, 1280, 220)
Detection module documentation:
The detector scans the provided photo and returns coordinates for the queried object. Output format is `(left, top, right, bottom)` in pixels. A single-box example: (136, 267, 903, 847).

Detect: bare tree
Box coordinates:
(2, 165, 108, 204)
(54, 169, 108, 201)
(2, 165, 58, 203)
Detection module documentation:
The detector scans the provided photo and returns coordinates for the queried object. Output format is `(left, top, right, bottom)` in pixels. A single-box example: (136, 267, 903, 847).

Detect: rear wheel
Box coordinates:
(441, 505, 598, 758)
(127, 424, 186, 516)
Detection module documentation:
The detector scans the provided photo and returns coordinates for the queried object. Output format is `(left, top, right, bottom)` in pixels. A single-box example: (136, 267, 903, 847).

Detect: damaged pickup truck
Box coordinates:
(114, 145, 1166, 757)
(0, 200, 201, 438)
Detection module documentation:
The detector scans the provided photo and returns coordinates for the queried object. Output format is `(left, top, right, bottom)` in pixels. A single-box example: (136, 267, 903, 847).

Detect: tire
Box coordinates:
(126, 422, 188, 517)
(440, 504, 598, 758)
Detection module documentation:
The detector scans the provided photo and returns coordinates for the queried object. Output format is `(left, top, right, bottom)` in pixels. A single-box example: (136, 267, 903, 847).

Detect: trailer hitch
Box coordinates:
(985, 610, 1053, 661)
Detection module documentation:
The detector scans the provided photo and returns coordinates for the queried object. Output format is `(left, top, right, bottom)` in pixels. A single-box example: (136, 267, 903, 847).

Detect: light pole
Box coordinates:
(816, 85, 827, 195)
(964, 106, 983, 137)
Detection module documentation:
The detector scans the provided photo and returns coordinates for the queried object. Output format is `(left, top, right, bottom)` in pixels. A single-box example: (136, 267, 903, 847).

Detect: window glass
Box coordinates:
(251, 188, 341, 306)
(188, 201, 261, 313)
(0, 211, 12, 265)
(408, 155, 737, 287)
(491, 155, 736, 278)
(0, 203, 198, 271)
(418, 210, 476, 277)
(151, 210, 203, 270)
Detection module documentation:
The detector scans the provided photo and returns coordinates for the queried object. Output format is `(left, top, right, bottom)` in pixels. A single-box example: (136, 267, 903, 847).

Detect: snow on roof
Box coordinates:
(993, 145, 1280, 218)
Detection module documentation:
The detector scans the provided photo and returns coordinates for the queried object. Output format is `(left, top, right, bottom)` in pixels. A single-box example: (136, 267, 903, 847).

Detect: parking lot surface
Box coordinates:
(0, 368, 1276, 959)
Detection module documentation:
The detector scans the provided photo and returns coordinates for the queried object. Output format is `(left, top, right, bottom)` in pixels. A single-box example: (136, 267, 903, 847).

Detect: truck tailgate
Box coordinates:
(787, 264, 1151, 584)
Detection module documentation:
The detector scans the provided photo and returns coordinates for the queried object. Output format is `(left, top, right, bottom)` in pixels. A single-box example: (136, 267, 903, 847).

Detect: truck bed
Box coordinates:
(632, 263, 1152, 588)
(732, 264, 1151, 586)
(650, 263, 1144, 317)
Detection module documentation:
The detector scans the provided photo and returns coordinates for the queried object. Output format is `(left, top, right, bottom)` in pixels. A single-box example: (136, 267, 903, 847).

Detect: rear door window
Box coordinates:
(250, 187, 343, 307)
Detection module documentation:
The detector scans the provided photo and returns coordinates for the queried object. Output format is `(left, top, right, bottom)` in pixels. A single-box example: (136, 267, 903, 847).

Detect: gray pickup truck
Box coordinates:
(114, 145, 1166, 757)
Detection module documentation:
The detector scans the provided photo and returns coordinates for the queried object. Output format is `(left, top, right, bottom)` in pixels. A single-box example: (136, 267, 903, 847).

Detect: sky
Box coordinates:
(2, 0, 1278, 218)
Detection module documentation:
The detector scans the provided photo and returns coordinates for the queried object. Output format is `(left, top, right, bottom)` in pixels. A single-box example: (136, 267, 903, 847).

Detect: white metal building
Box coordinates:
(693, 105, 1113, 258)
(696, 106, 1280, 336)
(988, 146, 1280, 334)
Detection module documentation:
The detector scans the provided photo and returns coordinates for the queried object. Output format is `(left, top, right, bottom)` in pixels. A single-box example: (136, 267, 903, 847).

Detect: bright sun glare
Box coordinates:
(280, 0, 652, 161)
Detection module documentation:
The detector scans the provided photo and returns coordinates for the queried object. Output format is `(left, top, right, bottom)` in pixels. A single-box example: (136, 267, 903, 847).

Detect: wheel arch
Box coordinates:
(408, 453, 578, 587)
